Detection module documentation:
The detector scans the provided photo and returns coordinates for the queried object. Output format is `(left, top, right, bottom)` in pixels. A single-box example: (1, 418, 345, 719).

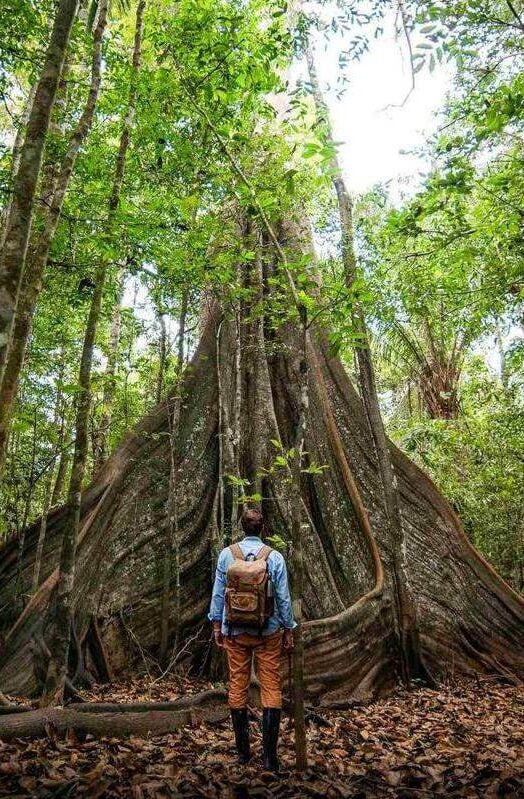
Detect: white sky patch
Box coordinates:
(312, 11, 453, 199)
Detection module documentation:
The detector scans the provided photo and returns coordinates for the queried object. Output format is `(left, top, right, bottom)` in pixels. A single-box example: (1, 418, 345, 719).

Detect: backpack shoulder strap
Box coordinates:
(255, 545, 272, 561)
(229, 543, 245, 561)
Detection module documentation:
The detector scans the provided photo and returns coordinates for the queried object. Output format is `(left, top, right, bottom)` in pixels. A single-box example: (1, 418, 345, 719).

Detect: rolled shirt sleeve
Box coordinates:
(208, 550, 227, 623)
(271, 552, 297, 630)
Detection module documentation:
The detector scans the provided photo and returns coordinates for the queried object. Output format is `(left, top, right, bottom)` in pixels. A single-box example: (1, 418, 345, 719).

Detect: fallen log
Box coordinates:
(0, 687, 228, 719)
(68, 687, 227, 714)
(0, 704, 229, 741)
(0, 704, 32, 714)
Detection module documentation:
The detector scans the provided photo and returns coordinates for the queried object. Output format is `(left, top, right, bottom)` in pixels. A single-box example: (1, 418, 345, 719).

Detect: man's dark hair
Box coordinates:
(241, 508, 264, 537)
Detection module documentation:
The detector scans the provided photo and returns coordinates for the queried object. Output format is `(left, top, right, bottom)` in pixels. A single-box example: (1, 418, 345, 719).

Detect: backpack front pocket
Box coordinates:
(229, 591, 258, 613)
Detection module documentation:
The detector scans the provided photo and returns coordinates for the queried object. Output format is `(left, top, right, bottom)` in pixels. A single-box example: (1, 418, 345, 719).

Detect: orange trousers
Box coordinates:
(223, 630, 283, 709)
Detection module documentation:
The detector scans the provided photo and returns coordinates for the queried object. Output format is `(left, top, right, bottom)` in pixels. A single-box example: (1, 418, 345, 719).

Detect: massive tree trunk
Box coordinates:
(0, 212, 522, 703)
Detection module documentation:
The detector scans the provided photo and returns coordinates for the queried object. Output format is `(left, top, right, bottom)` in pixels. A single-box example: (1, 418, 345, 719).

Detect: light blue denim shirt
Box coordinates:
(208, 536, 297, 636)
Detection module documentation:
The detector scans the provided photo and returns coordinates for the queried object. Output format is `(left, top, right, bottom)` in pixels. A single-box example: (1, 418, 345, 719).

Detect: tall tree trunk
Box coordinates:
(40, 264, 106, 704)
(159, 290, 188, 666)
(306, 47, 420, 685)
(0, 84, 38, 250)
(32, 474, 57, 596)
(230, 303, 242, 529)
(0, 0, 79, 380)
(94, 267, 125, 471)
(0, 0, 109, 478)
(51, 443, 70, 508)
(40, 0, 145, 706)
(289, 308, 309, 771)
(13, 409, 38, 603)
(216, 316, 227, 545)
(156, 312, 167, 405)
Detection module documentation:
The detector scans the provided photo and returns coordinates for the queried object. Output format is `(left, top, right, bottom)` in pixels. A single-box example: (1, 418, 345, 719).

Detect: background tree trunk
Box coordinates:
(40, 0, 146, 706)
(159, 290, 188, 665)
(0, 0, 109, 477)
(51, 444, 70, 508)
(155, 312, 167, 405)
(40, 267, 106, 705)
(0, 0, 79, 381)
(0, 84, 37, 250)
(94, 267, 125, 471)
(13, 409, 38, 603)
(32, 344, 68, 594)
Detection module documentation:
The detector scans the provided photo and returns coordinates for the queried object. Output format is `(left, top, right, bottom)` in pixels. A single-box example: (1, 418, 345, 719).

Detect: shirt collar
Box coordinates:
(243, 535, 262, 542)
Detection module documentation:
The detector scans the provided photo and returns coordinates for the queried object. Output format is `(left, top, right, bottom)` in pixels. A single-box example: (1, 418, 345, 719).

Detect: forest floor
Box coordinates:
(0, 675, 522, 798)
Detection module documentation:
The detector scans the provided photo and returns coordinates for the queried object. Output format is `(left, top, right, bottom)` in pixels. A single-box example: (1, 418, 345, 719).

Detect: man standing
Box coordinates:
(209, 508, 296, 772)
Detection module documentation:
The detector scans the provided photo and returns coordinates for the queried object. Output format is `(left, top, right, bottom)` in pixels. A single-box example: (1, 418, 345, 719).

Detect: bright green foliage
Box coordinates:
(0, 0, 325, 536)
(394, 359, 523, 588)
(0, 0, 522, 590)
(343, 0, 524, 584)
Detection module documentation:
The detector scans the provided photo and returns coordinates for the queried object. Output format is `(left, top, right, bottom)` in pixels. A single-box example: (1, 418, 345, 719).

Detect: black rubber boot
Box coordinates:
(230, 708, 251, 764)
(262, 707, 281, 772)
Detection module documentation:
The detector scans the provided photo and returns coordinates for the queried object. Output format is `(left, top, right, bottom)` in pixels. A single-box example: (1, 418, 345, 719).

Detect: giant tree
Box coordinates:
(0, 0, 522, 707)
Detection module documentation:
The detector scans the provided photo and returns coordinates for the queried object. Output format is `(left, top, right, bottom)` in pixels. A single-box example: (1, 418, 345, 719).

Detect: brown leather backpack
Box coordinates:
(225, 543, 274, 629)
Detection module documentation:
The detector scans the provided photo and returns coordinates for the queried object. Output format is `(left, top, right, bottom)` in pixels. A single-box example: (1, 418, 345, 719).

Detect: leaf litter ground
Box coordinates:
(0, 676, 522, 798)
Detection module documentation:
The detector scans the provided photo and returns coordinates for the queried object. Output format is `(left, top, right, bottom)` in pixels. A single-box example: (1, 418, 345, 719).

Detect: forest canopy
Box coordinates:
(0, 0, 521, 585)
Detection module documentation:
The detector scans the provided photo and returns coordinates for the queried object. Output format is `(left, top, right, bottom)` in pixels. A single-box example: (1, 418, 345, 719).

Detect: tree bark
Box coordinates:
(0, 0, 79, 381)
(13, 409, 39, 602)
(51, 446, 70, 508)
(32, 475, 56, 595)
(40, 0, 145, 706)
(289, 311, 309, 771)
(156, 312, 167, 405)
